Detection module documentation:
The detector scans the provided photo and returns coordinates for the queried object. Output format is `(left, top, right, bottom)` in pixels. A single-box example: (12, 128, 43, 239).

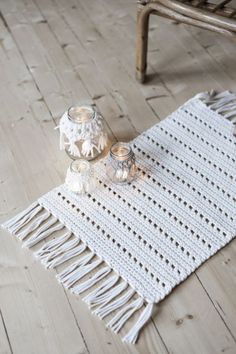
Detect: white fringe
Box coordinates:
(2, 201, 39, 230)
(39, 236, 80, 261)
(57, 253, 103, 289)
(2, 202, 155, 344)
(60, 130, 66, 150)
(107, 297, 144, 334)
(17, 211, 51, 241)
(196, 90, 236, 135)
(122, 302, 154, 344)
(83, 274, 120, 305)
(225, 110, 236, 121)
(63, 258, 103, 289)
(57, 252, 94, 281)
(89, 281, 128, 309)
(34, 231, 72, 259)
(9, 205, 43, 234)
(43, 243, 87, 269)
(71, 266, 111, 295)
(93, 288, 135, 319)
(23, 218, 64, 248)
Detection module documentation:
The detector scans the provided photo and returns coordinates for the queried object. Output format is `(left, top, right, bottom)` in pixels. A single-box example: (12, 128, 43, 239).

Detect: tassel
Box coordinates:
(93, 288, 135, 319)
(209, 93, 236, 110)
(195, 90, 224, 105)
(195, 90, 236, 137)
(35, 231, 72, 259)
(107, 297, 144, 334)
(57, 253, 103, 288)
(197, 90, 236, 119)
(69, 142, 81, 158)
(98, 133, 108, 151)
(16, 211, 51, 241)
(43, 243, 86, 269)
(40, 236, 80, 262)
(122, 302, 154, 344)
(71, 266, 111, 295)
(8, 205, 43, 234)
(231, 116, 236, 123)
(62, 258, 102, 289)
(57, 112, 67, 150)
(2, 201, 39, 230)
(217, 102, 236, 113)
(89, 281, 128, 309)
(59, 131, 65, 150)
(225, 110, 236, 120)
(82, 139, 93, 157)
(57, 253, 94, 280)
(23, 218, 63, 248)
(83, 274, 119, 305)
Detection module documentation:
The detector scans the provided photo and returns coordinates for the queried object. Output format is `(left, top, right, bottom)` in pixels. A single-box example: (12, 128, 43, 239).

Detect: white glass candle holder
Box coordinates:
(65, 160, 97, 194)
(106, 142, 137, 184)
(58, 105, 108, 160)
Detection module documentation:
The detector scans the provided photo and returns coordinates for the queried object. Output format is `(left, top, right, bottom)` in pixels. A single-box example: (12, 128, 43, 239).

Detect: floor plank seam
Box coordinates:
(151, 317, 170, 354)
(0, 308, 14, 354)
(195, 273, 236, 343)
(60, 285, 91, 354)
(31, 0, 127, 139)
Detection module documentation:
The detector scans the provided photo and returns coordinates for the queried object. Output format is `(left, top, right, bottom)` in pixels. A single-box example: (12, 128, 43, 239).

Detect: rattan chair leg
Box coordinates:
(136, 3, 153, 83)
(135, 0, 236, 84)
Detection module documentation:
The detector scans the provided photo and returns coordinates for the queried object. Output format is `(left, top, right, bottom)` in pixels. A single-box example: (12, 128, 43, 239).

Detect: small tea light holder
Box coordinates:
(106, 142, 137, 184)
(65, 160, 97, 194)
(58, 105, 108, 160)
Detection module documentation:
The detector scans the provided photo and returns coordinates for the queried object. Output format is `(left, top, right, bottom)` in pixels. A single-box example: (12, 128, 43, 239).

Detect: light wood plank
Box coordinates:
(153, 274, 236, 354)
(0, 15, 88, 354)
(29, 0, 138, 141)
(52, 0, 159, 133)
(196, 241, 236, 339)
(0, 128, 86, 354)
(81, 0, 173, 100)
(0, 310, 13, 354)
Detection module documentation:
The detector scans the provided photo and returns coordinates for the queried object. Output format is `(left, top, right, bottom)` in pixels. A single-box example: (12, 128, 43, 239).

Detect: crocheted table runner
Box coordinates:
(2, 91, 236, 344)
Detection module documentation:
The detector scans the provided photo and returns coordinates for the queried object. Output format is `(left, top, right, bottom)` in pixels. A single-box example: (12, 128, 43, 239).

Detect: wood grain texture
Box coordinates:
(0, 0, 236, 353)
(135, 0, 236, 81)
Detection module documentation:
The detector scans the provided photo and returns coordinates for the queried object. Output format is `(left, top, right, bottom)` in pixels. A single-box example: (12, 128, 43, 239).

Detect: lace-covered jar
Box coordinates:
(65, 160, 97, 194)
(58, 105, 108, 160)
(106, 142, 137, 184)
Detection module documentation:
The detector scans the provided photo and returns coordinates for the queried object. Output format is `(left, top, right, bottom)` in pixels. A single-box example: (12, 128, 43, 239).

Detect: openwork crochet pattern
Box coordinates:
(2, 91, 236, 344)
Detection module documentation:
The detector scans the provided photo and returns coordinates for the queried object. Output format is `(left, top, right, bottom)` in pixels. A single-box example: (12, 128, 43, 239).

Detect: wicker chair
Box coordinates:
(136, 0, 236, 82)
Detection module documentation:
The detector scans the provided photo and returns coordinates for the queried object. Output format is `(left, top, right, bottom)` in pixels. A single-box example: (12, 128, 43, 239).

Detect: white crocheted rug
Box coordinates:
(2, 91, 236, 344)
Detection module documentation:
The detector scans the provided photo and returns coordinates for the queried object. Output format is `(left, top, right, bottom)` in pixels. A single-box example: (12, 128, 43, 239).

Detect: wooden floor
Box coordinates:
(0, 0, 236, 353)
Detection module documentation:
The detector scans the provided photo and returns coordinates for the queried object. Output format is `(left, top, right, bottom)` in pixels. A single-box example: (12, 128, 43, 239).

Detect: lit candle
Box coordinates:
(68, 106, 95, 124)
(111, 144, 131, 160)
(71, 160, 89, 173)
(106, 142, 137, 184)
(58, 105, 108, 161)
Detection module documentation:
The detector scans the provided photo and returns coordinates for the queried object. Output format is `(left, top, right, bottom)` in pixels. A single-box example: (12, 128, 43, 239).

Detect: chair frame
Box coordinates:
(136, 0, 236, 82)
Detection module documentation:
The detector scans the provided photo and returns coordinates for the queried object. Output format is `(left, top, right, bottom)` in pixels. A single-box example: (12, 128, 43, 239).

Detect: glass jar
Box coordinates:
(65, 159, 97, 194)
(106, 142, 137, 184)
(58, 105, 108, 160)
